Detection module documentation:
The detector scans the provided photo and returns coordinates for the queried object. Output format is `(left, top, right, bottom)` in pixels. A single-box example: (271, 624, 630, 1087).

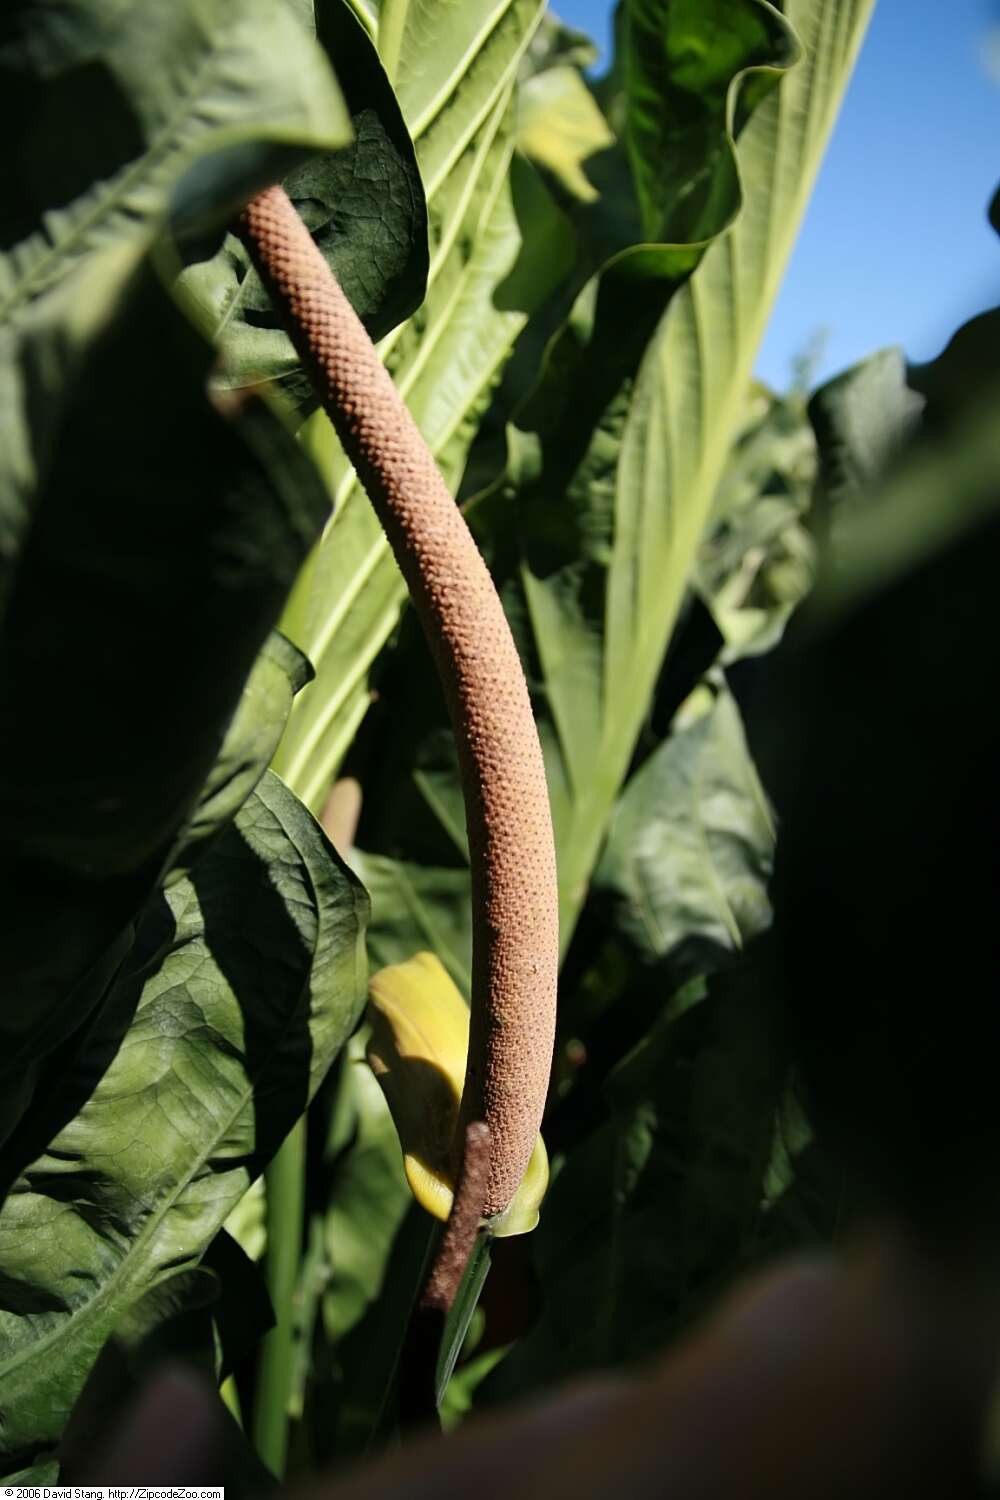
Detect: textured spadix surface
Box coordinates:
(241, 188, 558, 1216)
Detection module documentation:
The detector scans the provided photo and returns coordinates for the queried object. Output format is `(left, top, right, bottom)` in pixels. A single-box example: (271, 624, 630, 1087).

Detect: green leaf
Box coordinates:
(0, 0, 350, 322)
(323, 1038, 412, 1345)
(340, 0, 866, 952)
(506, 0, 874, 947)
(272, 0, 554, 811)
(179, 0, 429, 404)
(907, 193, 999, 430)
(0, 771, 369, 1470)
(696, 384, 816, 658)
(523, 11, 602, 74)
(482, 955, 784, 1399)
(3, 1457, 60, 1485)
(808, 347, 924, 514)
(595, 683, 775, 974)
(908, 308, 1000, 432)
(223, 1177, 266, 1263)
(202, 1230, 275, 1380)
(315, 1049, 436, 1463)
(518, 0, 794, 275)
(0, 253, 330, 1147)
(623, 0, 795, 245)
(754, 1096, 852, 1262)
(516, 65, 615, 206)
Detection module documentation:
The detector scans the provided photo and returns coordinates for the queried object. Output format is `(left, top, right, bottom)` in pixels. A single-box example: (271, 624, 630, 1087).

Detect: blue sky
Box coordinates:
(552, 0, 1000, 390)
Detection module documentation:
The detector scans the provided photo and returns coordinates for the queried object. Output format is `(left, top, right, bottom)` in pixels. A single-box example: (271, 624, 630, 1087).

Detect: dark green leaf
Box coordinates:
(0, 253, 330, 1145)
(808, 347, 924, 514)
(322, 1042, 412, 1349)
(908, 308, 1000, 434)
(202, 1230, 275, 1380)
(166, 632, 313, 886)
(0, 771, 368, 1470)
(769, 392, 1000, 1234)
(179, 0, 429, 408)
(0, 0, 349, 321)
(356, 852, 473, 993)
(624, 0, 797, 245)
(595, 684, 775, 975)
(483, 955, 784, 1399)
(3, 1456, 59, 1485)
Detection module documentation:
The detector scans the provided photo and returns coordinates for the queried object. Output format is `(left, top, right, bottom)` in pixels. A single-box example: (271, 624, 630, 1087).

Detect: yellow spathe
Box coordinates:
(367, 951, 548, 1236)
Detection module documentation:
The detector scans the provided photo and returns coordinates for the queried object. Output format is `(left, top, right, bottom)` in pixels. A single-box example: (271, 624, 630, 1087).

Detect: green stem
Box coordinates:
(253, 1115, 306, 1478)
(435, 1230, 492, 1406)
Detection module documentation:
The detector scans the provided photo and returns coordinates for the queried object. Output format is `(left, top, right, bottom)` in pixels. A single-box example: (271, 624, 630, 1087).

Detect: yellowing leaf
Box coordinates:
(517, 66, 615, 203)
(367, 952, 548, 1235)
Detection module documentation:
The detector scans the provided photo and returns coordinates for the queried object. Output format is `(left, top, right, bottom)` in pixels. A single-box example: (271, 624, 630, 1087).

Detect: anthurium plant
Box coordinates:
(3, 0, 998, 1489)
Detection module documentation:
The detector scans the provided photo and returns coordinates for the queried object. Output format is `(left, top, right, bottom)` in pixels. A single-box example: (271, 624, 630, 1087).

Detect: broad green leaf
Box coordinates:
(0, 243, 147, 613)
(0, 0, 350, 323)
(623, 0, 794, 246)
(0, 253, 330, 1147)
(0, 771, 368, 1469)
(518, 0, 793, 274)
(595, 684, 775, 973)
(273, 0, 553, 812)
(179, 0, 429, 403)
(367, 952, 548, 1235)
(51, 1259, 277, 1493)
